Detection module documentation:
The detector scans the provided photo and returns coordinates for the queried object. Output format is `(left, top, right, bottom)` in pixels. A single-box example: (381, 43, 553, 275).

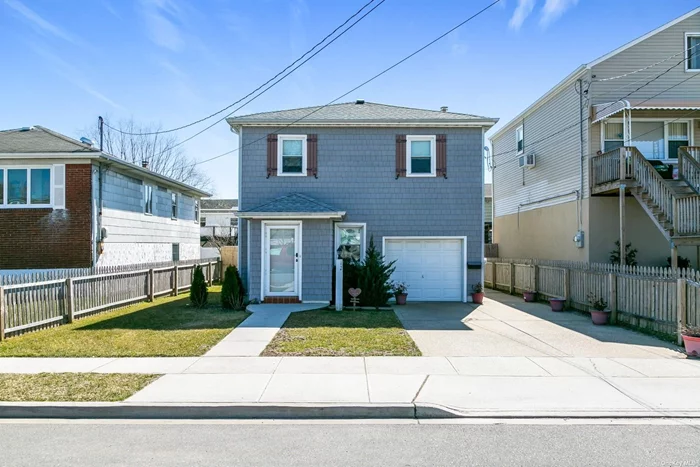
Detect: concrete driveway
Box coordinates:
(393, 289, 683, 359)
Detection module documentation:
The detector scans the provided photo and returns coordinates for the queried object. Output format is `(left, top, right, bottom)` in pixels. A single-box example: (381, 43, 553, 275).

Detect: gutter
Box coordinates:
(236, 211, 346, 220)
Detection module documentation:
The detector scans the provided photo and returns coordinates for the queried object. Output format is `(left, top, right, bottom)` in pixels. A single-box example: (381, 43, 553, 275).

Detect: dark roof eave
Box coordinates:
(227, 118, 498, 127)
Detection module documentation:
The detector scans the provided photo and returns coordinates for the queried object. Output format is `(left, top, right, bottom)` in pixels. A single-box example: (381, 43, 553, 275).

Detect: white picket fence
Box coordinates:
(0, 259, 221, 339)
(484, 258, 700, 343)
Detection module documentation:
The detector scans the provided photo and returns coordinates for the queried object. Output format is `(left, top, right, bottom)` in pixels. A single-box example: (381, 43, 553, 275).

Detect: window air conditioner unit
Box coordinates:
(519, 153, 536, 169)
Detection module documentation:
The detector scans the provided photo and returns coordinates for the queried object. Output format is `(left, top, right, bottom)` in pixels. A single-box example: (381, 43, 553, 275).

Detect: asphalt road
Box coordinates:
(1, 420, 699, 466)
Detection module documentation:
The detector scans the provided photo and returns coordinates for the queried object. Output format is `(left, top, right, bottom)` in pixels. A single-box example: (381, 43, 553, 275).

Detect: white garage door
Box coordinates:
(384, 238, 464, 302)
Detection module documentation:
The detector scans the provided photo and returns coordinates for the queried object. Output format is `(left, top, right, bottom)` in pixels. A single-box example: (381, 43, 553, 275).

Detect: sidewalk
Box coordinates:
(2, 355, 700, 416)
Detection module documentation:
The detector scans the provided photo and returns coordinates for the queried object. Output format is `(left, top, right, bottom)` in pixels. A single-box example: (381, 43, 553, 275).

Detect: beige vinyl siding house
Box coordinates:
(489, 7, 700, 268)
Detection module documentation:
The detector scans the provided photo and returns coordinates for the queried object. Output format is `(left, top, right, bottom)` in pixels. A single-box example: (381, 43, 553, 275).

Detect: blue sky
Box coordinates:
(1, 0, 697, 197)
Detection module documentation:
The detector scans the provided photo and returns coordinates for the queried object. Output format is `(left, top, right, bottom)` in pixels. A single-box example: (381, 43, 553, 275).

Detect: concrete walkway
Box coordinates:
(204, 303, 320, 357)
(394, 290, 683, 359)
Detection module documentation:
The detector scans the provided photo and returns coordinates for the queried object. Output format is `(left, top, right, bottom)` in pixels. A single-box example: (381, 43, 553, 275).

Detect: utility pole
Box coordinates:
(98, 116, 104, 151)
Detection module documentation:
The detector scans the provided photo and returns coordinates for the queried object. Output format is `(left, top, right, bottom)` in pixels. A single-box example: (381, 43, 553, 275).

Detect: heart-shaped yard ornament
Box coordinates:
(348, 288, 362, 298)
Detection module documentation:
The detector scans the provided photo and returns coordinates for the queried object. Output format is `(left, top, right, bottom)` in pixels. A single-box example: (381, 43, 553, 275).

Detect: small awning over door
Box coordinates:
(236, 193, 345, 220)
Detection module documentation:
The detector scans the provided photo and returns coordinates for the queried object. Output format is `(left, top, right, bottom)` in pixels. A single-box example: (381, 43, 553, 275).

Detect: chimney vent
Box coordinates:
(142, 160, 150, 170)
(355, 99, 365, 105)
(440, 106, 448, 113)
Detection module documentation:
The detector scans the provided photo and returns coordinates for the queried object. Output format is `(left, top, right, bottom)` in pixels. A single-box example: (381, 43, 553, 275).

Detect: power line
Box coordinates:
(186, 0, 502, 169)
(491, 48, 700, 165)
(103, 0, 382, 137)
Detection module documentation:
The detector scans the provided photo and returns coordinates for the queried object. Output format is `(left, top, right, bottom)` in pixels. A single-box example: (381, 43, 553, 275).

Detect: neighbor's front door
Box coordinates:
(263, 224, 301, 298)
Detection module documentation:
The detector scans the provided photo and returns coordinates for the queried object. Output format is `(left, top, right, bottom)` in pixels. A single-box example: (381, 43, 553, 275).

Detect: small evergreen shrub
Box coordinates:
(190, 265, 208, 308)
(610, 241, 638, 266)
(221, 265, 246, 310)
(357, 237, 395, 308)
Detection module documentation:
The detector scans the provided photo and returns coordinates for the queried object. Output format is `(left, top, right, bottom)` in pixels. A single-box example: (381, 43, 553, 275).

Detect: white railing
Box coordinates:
(0, 260, 221, 339)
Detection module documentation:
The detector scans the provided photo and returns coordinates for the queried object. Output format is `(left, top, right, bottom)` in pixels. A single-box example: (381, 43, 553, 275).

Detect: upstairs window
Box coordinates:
(668, 122, 690, 159)
(0, 167, 51, 207)
(406, 135, 436, 177)
(144, 184, 154, 215)
(200, 216, 206, 227)
(278, 135, 307, 175)
(686, 33, 700, 71)
(171, 192, 178, 219)
(603, 122, 624, 153)
(194, 200, 200, 224)
(516, 126, 524, 155)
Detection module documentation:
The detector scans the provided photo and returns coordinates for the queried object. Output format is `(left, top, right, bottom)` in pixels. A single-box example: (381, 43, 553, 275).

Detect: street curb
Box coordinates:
(2, 402, 700, 420)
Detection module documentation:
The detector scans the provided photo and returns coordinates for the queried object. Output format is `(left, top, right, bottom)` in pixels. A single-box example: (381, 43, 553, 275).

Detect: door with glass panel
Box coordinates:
(264, 224, 300, 297)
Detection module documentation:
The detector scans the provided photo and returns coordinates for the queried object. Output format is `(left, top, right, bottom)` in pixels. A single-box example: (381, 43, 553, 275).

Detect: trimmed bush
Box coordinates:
(190, 265, 208, 308)
(358, 237, 395, 308)
(221, 265, 246, 310)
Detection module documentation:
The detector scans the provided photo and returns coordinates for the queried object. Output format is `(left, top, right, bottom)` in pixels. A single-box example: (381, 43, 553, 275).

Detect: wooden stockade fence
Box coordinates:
(484, 258, 700, 344)
(0, 259, 221, 340)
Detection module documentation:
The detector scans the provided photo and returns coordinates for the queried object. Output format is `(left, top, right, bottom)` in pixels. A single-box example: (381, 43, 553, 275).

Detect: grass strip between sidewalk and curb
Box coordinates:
(0, 373, 159, 402)
(262, 309, 421, 357)
(0, 286, 250, 357)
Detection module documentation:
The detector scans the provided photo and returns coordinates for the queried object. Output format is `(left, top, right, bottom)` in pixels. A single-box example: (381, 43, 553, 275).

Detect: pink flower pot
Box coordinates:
(472, 292, 484, 304)
(682, 335, 700, 357)
(523, 291, 536, 302)
(549, 298, 566, 312)
(591, 310, 609, 325)
(395, 293, 407, 305)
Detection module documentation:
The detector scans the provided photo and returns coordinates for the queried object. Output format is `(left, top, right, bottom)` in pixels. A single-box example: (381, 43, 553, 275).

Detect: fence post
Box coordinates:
(207, 262, 213, 287)
(532, 265, 539, 293)
(173, 265, 179, 297)
(677, 278, 687, 346)
(563, 268, 570, 307)
(608, 273, 617, 324)
(218, 258, 223, 281)
(0, 287, 5, 341)
(148, 269, 155, 302)
(509, 263, 515, 295)
(491, 261, 497, 290)
(65, 278, 74, 324)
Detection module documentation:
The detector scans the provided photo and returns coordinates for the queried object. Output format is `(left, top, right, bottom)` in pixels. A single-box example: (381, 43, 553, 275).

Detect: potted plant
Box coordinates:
(472, 282, 484, 304)
(681, 325, 700, 357)
(587, 293, 610, 325)
(523, 289, 536, 302)
(391, 281, 409, 305)
(549, 297, 566, 312)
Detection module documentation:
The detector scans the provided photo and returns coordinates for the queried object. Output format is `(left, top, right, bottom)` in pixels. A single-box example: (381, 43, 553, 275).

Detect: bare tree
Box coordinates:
(82, 117, 212, 191)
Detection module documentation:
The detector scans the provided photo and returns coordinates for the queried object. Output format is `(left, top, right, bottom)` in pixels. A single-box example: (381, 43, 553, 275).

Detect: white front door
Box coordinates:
(263, 223, 301, 297)
(384, 238, 465, 302)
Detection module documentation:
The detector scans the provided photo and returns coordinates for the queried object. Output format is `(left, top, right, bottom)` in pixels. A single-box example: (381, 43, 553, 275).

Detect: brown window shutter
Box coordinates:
(307, 134, 318, 178)
(436, 134, 447, 178)
(395, 135, 406, 179)
(267, 134, 278, 178)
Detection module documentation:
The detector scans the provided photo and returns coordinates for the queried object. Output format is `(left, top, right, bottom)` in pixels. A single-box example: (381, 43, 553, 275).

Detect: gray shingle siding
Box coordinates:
(239, 126, 484, 301)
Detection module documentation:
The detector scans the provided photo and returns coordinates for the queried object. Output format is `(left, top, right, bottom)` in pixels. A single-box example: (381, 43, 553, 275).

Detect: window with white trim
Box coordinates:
(406, 135, 436, 176)
(0, 167, 53, 208)
(171, 192, 178, 219)
(143, 184, 154, 215)
(194, 200, 200, 224)
(603, 122, 625, 152)
(335, 223, 366, 263)
(668, 122, 689, 159)
(515, 126, 524, 155)
(278, 135, 307, 175)
(686, 33, 700, 71)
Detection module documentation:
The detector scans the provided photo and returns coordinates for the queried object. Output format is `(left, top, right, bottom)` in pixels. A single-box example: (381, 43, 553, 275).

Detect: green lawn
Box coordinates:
(262, 309, 421, 357)
(0, 373, 158, 402)
(0, 286, 250, 357)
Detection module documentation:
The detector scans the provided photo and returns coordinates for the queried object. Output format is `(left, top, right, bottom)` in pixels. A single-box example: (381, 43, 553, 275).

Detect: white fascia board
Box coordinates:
(488, 66, 587, 142)
(228, 121, 498, 128)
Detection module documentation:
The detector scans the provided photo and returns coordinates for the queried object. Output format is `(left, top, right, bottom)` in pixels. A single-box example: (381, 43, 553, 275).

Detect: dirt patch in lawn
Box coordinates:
(262, 309, 421, 356)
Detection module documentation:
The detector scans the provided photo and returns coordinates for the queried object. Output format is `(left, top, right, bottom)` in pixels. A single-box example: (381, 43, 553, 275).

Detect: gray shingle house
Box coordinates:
(227, 101, 497, 304)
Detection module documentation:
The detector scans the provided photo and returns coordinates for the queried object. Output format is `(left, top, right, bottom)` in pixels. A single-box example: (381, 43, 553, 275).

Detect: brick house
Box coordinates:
(0, 126, 210, 269)
(227, 101, 497, 304)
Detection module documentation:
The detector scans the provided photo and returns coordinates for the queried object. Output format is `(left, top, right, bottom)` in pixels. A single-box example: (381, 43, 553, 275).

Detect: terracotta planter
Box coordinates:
(523, 291, 536, 302)
(395, 293, 407, 305)
(682, 334, 700, 357)
(590, 310, 609, 325)
(472, 292, 484, 304)
(549, 298, 566, 312)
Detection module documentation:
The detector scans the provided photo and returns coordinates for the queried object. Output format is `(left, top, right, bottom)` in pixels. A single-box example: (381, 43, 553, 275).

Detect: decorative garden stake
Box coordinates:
(348, 288, 361, 311)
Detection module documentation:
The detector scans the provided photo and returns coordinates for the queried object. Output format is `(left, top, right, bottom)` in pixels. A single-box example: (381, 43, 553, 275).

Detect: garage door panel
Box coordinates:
(385, 238, 464, 302)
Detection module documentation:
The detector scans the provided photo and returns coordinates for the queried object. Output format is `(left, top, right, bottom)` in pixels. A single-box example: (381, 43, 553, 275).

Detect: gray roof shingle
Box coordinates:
(227, 101, 497, 125)
(0, 126, 100, 153)
(201, 199, 238, 210)
(241, 193, 341, 214)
